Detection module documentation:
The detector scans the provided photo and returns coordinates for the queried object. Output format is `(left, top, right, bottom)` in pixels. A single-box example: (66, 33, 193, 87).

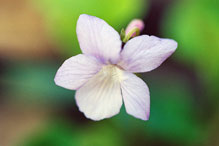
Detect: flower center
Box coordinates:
(100, 64, 124, 82)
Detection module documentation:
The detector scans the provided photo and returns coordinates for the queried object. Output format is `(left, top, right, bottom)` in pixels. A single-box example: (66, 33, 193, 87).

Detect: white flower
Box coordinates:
(54, 14, 177, 121)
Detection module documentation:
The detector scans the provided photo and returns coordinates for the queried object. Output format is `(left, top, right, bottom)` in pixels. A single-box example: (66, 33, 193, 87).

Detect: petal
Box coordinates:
(76, 14, 122, 64)
(119, 35, 177, 72)
(54, 54, 102, 90)
(121, 72, 150, 120)
(75, 65, 123, 121)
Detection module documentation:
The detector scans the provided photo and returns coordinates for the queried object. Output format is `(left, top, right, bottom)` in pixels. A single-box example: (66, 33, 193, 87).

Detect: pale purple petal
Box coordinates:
(121, 72, 150, 120)
(75, 65, 123, 121)
(118, 35, 177, 73)
(54, 54, 102, 90)
(76, 14, 122, 64)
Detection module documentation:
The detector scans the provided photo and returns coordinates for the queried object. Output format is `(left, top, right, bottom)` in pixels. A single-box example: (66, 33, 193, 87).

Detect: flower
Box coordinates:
(54, 14, 177, 121)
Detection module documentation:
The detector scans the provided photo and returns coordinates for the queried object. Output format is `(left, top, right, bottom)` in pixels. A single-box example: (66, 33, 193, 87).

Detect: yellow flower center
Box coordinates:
(100, 64, 124, 82)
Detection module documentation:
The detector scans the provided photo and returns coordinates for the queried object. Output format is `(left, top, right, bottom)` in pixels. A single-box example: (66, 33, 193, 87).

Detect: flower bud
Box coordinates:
(125, 19, 144, 37)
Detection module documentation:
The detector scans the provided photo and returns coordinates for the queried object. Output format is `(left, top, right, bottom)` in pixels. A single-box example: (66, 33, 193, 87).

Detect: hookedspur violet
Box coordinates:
(54, 14, 177, 121)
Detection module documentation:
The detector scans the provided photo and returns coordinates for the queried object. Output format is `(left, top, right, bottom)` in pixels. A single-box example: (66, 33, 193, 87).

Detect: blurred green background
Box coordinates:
(0, 0, 218, 146)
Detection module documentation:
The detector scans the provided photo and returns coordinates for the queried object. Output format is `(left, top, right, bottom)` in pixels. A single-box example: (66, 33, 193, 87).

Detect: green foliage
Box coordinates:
(162, 0, 219, 99)
(2, 61, 74, 104)
(32, 0, 146, 57)
(19, 120, 124, 146)
(18, 120, 78, 146)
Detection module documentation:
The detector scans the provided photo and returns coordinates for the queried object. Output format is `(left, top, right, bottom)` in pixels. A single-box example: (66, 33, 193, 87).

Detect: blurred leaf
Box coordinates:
(31, 0, 147, 57)
(162, 0, 219, 99)
(19, 120, 124, 146)
(78, 121, 124, 146)
(19, 120, 78, 146)
(1, 61, 74, 104)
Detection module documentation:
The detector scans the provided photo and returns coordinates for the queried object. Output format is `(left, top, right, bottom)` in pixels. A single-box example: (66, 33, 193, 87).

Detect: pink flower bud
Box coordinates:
(125, 19, 144, 37)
